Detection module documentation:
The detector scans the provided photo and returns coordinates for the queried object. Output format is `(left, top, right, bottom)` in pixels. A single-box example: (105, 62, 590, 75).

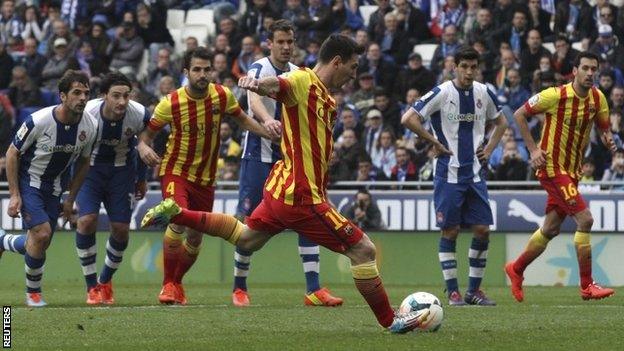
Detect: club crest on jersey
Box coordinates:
(436, 211, 444, 224)
(344, 224, 354, 236)
(79, 131, 86, 141)
(125, 127, 134, 136)
(588, 103, 596, 113)
(476, 99, 482, 109)
(212, 106, 220, 115)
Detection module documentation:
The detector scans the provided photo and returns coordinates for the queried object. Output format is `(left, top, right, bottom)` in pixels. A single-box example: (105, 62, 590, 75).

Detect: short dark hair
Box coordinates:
(358, 153, 372, 164)
(454, 46, 480, 65)
(318, 34, 364, 64)
(58, 70, 89, 94)
(574, 51, 600, 68)
(268, 19, 295, 40)
(373, 87, 389, 98)
(183, 46, 213, 70)
(555, 34, 570, 45)
(356, 188, 371, 197)
(100, 72, 132, 94)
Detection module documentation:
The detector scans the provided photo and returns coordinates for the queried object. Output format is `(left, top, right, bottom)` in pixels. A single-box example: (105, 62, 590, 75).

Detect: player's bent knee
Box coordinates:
(110, 222, 130, 241)
(77, 214, 98, 234)
(346, 236, 376, 264)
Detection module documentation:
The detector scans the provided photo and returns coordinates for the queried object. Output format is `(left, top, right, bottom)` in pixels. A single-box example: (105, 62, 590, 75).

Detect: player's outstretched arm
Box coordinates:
(479, 114, 508, 165)
(600, 130, 618, 154)
(249, 90, 282, 137)
(63, 156, 90, 223)
(514, 105, 546, 169)
(137, 128, 161, 167)
(238, 76, 280, 97)
(231, 110, 280, 142)
(5, 145, 22, 218)
(401, 108, 452, 156)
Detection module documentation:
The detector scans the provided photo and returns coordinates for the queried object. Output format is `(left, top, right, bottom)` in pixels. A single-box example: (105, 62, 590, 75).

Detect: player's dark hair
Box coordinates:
(58, 70, 89, 94)
(574, 52, 600, 68)
(318, 34, 364, 65)
(454, 46, 480, 65)
(268, 19, 295, 40)
(100, 72, 132, 94)
(183, 46, 213, 70)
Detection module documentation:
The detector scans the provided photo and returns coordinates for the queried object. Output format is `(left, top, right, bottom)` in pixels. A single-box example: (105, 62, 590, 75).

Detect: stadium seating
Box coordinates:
(542, 42, 555, 54)
(169, 28, 184, 54)
(412, 44, 438, 68)
(359, 5, 378, 27)
(185, 9, 216, 38)
(166, 9, 185, 29)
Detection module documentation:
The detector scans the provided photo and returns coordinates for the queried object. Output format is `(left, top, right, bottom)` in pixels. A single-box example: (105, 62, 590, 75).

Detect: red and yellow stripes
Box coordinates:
(266, 69, 336, 206)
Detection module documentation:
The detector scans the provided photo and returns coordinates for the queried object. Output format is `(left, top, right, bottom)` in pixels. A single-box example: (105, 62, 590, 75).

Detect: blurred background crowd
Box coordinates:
(0, 0, 623, 190)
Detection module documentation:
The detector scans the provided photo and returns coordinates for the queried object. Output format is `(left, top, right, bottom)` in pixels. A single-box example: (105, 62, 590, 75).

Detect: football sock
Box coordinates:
(574, 231, 593, 289)
(438, 237, 458, 293)
(99, 236, 128, 284)
(0, 232, 26, 254)
(513, 228, 550, 274)
(351, 260, 394, 328)
(174, 239, 200, 284)
(162, 225, 183, 285)
(75, 231, 97, 289)
(467, 237, 489, 293)
(233, 247, 252, 291)
(298, 235, 321, 293)
(25, 252, 45, 293)
(172, 209, 244, 245)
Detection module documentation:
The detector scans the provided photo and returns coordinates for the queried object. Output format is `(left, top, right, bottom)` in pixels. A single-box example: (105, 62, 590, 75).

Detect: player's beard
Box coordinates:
(190, 79, 209, 92)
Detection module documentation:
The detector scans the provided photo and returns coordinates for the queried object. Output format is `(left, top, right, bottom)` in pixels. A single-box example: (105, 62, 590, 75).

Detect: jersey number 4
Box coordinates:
(166, 182, 175, 196)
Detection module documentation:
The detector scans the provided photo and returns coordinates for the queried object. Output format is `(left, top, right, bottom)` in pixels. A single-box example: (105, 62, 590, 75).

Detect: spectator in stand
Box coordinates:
(107, 21, 145, 75)
(494, 140, 528, 181)
(328, 148, 352, 182)
(333, 108, 364, 141)
(431, 24, 460, 76)
(497, 68, 531, 118)
(39, 4, 61, 48)
(352, 72, 376, 113)
(16, 38, 46, 85)
(554, 0, 594, 44)
(218, 121, 241, 170)
(20, 5, 45, 42)
(489, 127, 528, 171)
(211, 33, 234, 65)
(589, 24, 624, 70)
(86, 21, 110, 62)
(598, 69, 615, 98)
(609, 110, 623, 148)
(491, 0, 515, 32)
(578, 158, 600, 193)
(218, 156, 240, 182)
(373, 87, 402, 137)
(532, 58, 556, 93)
(7, 65, 43, 109)
(367, 0, 394, 44)
(390, 146, 418, 183)
(73, 40, 109, 90)
(41, 37, 76, 92)
(0, 43, 14, 89)
(303, 37, 320, 68)
(526, 0, 553, 41)
(217, 17, 243, 57)
(610, 86, 624, 115)
(418, 145, 435, 182)
(437, 0, 465, 32)
(458, 0, 481, 41)
(519, 30, 550, 87)
(375, 12, 410, 66)
(370, 128, 397, 179)
(494, 49, 519, 90)
(601, 148, 624, 191)
(0, 0, 22, 44)
(145, 47, 178, 95)
(437, 55, 456, 84)
(362, 108, 384, 156)
(241, 0, 279, 38)
(355, 29, 370, 48)
(231, 36, 258, 80)
(393, 52, 436, 103)
(341, 188, 385, 231)
(136, 3, 174, 65)
(590, 4, 623, 43)
(330, 128, 363, 181)
(354, 153, 388, 183)
(465, 8, 495, 49)
(552, 35, 579, 81)
(45, 19, 78, 58)
(492, 9, 528, 60)
(392, 0, 430, 45)
(211, 52, 230, 84)
(357, 42, 398, 94)
(155, 75, 175, 100)
(282, 0, 307, 41)
(296, 0, 331, 46)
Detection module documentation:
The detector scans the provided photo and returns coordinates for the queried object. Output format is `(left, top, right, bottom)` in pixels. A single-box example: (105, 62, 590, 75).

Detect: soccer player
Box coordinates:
(505, 51, 617, 302)
(233, 19, 343, 307)
(142, 34, 430, 333)
(0, 70, 97, 307)
(400, 47, 508, 306)
(74, 72, 150, 305)
(137, 47, 277, 305)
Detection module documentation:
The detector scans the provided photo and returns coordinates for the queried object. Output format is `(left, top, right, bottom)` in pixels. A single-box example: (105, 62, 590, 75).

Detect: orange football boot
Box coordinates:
(86, 286, 101, 305)
(159, 282, 177, 304)
(580, 282, 615, 300)
(304, 287, 344, 307)
(175, 283, 187, 305)
(232, 288, 250, 307)
(98, 281, 115, 305)
(505, 261, 524, 302)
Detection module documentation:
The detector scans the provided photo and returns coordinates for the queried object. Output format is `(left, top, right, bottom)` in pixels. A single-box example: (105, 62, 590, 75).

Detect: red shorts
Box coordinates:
(160, 174, 215, 211)
(246, 192, 364, 253)
(539, 174, 587, 217)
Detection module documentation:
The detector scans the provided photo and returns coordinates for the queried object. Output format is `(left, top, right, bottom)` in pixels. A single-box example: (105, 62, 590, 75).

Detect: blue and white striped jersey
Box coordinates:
(241, 57, 298, 163)
(86, 98, 150, 167)
(413, 80, 501, 184)
(12, 105, 98, 196)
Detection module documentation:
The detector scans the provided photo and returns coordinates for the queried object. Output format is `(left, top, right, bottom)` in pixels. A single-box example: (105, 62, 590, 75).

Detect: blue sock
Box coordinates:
(439, 237, 458, 294)
(233, 247, 252, 291)
(75, 232, 97, 289)
(99, 236, 128, 284)
(298, 235, 320, 293)
(25, 252, 45, 293)
(0, 232, 27, 254)
(468, 237, 489, 293)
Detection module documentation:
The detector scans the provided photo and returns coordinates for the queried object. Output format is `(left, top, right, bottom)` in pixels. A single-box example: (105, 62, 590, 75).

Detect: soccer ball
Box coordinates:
(398, 292, 444, 332)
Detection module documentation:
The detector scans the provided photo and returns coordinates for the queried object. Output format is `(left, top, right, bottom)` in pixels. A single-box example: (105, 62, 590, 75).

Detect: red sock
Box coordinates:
(172, 209, 242, 242)
(173, 241, 199, 284)
(513, 229, 549, 274)
(162, 227, 183, 285)
(576, 244, 593, 289)
(353, 277, 395, 328)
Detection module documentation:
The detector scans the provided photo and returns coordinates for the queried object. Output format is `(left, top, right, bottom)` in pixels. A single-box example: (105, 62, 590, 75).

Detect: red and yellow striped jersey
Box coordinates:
(148, 84, 243, 186)
(524, 83, 610, 179)
(265, 67, 337, 206)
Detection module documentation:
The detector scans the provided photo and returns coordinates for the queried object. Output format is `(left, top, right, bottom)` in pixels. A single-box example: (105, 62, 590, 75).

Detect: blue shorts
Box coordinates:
(20, 184, 61, 231)
(237, 159, 273, 217)
(76, 165, 135, 223)
(433, 178, 493, 229)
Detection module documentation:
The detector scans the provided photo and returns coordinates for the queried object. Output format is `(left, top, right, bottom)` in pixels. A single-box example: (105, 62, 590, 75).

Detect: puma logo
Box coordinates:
(507, 199, 544, 226)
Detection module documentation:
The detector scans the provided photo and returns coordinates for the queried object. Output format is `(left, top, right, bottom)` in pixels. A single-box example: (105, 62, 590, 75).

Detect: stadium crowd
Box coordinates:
(0, 0, 623, 187)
